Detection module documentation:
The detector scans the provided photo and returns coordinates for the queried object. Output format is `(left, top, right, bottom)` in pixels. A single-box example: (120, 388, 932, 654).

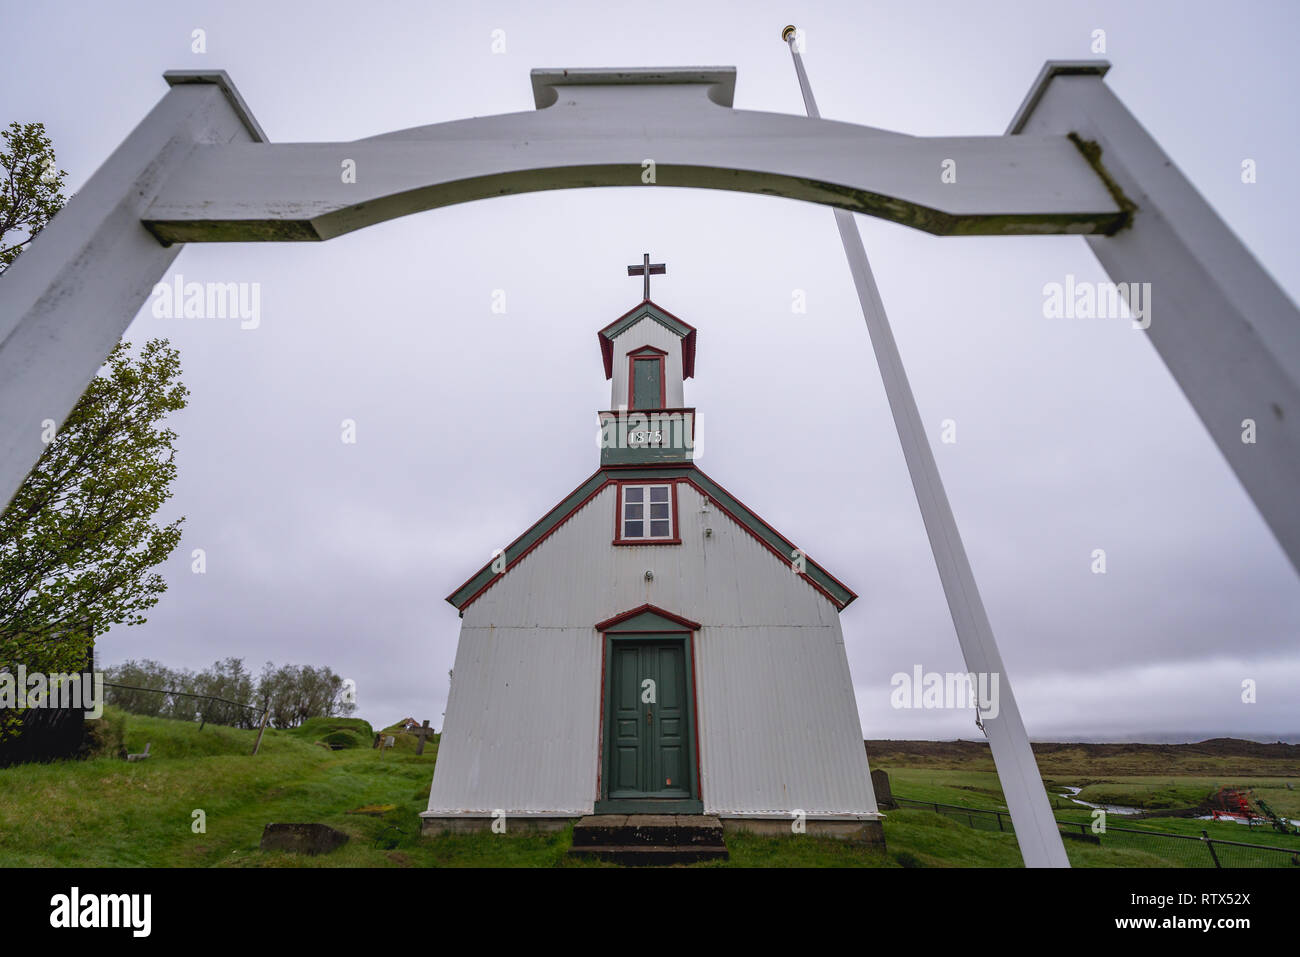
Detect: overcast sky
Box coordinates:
(5, 0, 1298, 742)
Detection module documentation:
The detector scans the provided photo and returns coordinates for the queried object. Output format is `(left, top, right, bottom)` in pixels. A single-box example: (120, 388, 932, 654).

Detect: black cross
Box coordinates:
(627, 253, 666, 300)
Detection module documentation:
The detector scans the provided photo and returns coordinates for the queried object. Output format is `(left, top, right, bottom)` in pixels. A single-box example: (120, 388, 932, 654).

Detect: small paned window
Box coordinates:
(618, 484, 675, 541)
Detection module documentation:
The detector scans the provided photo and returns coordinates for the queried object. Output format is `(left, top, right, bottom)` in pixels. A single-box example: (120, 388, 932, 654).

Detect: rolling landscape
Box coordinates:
(2, 709, 1295, 868)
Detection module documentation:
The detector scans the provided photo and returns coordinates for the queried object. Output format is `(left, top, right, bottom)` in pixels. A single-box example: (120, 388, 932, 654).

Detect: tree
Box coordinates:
(0, 121, 67, 274)
(102, 658, 356, 731)
(192, 657, 256, 729)
(100, 659, 179, 717)
(0, 122, 188, 680)
(258, 662, 357, 729)
(0, 340, 189, 674)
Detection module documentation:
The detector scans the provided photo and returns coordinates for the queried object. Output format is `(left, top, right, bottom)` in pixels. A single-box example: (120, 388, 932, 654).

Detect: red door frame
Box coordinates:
(626, 345, 667, 409)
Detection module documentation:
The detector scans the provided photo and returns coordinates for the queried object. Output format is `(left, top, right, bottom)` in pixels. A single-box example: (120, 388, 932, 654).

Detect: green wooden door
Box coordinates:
(632, 357, 661, 409)
(607, 639, 692, 801)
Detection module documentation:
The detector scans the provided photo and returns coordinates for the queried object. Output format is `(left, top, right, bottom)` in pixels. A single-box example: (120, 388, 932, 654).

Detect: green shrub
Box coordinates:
(84, 709, 127, 760)
(292, 717, 375, 742)
(321, 730, 364, 750)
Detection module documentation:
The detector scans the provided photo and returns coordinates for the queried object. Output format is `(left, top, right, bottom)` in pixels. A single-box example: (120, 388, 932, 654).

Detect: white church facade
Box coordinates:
(423, 274, 881, 840)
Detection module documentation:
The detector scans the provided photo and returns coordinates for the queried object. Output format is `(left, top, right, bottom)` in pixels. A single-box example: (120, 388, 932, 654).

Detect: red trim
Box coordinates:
(595, 609, 703, 804)
(689, 469, 859, 604)
(599, 407, 693, 416)
(689, 632, 703, 803)
(599, 331, 612, 380)
(450, 467, 855, 612)
(595, 638, 606, 802)
(445, 471, 613, 607)
(612, 479, 681, 545)
(594, 603, 702, 632)
(693, 480, 849, 608)
(598, 299, 697, 380)
(626, 348, 667, 410)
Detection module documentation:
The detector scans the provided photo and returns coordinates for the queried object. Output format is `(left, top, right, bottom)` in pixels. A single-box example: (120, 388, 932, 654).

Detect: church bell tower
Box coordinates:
(597, 254, 697, 466)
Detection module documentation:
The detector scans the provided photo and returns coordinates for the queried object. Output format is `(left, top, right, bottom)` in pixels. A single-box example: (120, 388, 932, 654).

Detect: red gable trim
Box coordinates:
(598, 299, 697, 380)
(448, 468, 855, 614)
(642, 300, 697, 380)
(690, 470, 860, 607)
(594, 604, 702, 632)
(445, 469, 611, 609)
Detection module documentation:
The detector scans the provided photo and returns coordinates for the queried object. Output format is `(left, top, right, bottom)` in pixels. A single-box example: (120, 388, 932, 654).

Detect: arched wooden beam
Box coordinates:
(141, 67, 1126, 244)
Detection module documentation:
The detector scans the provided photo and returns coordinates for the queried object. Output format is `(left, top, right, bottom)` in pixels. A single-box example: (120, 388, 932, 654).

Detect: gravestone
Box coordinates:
(126, 742, 152, 762)
(413, 719, 434, 756)
(871, 768, 896, 809)
(259, 823, 349, 855)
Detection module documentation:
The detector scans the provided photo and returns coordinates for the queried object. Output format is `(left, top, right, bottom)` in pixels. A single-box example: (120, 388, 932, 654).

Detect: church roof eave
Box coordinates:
(598, 299, 696, 381)
(445, 465, 856, 614)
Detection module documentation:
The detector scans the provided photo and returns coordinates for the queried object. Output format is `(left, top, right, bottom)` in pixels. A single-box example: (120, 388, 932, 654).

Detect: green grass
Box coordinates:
(880, 766, 1300, 853)
(2, 711, 1296, 867)
(290, 717, 375, 742)
(119, 712, 307, 760)
(884, 768, 1014, 810)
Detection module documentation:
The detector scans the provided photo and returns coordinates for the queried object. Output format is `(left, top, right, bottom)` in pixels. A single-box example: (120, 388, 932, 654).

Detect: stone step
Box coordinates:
(568, 844, 730, 866)
(571, 814, 726, 848)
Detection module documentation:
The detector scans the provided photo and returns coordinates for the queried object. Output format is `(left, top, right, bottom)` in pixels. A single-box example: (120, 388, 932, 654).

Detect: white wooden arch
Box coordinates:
(5, 63, 1295, 565)
(1, 59, 1296, 869)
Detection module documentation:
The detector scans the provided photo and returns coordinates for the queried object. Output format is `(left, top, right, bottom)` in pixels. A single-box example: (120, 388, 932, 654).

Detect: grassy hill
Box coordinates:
(0, 711, 1295, 867)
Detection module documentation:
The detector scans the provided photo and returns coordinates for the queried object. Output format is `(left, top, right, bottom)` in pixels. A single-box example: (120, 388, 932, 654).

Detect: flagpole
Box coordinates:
(782, 24, 1068, 868)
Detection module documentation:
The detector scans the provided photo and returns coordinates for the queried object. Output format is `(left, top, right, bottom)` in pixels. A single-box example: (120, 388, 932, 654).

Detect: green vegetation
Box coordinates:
(292, 717, 375, 750)
(880, 766, 1300, 853)
(1, 712, 1296, 867)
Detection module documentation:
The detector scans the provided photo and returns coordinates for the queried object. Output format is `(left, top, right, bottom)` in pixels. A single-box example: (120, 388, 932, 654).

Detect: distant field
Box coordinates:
(1, 715, 1296, 867)
(866, 738, 1300, 777)
(870, 737, 1300, 860)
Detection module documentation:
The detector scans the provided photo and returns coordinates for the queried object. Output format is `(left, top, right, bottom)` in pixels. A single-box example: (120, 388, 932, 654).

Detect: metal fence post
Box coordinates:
(1202, 830, 1222, 868)
(251, 705, 270, 756)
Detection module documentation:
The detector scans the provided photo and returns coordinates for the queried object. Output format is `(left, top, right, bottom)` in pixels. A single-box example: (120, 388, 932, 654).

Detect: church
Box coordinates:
(422, 257, 882, 842)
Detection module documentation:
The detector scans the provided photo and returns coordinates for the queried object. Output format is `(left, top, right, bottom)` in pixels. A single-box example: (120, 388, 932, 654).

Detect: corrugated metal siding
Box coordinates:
(427, 482, 876, 817)
(426, 624, 600, 815)
(695, 625, 877, 816)
(609, 316, 685, 408)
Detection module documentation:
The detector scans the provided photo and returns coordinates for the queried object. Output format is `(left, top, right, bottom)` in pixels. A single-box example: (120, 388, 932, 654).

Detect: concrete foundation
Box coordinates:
(419, 815, 575, 835)
(720, 816, 886, 846)
(420, 812, 886, 848)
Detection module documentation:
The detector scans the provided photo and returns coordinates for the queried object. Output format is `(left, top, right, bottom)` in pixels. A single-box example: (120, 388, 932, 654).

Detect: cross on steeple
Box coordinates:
(627, 252, 666, 301)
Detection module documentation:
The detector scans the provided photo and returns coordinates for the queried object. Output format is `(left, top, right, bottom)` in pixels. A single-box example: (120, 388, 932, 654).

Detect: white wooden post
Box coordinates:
(1010, 62, 1300, 575)
(0, 72, 263, 510)
(785, 26, 1070, 868)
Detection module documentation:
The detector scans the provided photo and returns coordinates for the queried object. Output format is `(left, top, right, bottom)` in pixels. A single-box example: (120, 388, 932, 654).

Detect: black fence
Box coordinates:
(0, 648, 95, 766)
(895, 797, 1300, 868)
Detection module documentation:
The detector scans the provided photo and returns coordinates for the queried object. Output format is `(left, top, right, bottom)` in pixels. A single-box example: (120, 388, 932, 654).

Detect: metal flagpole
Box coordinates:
(782, 25, 1069, 868)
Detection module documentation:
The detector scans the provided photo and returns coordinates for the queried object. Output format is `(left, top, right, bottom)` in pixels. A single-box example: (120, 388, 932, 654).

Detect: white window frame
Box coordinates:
(618, 483, 675, 541)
